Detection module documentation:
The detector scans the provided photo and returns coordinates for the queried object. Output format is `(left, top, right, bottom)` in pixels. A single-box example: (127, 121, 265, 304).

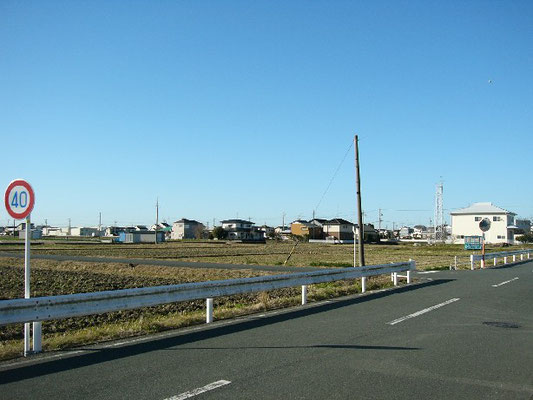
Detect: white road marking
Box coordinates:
(492, 277, 519, 287)
(387, 298, 460, 325)
(164, 380, 231, 400)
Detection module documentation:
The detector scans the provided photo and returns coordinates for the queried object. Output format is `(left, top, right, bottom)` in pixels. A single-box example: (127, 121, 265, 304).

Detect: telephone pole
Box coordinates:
(155, 198, 159, 244)
(354, 135, 365, 266)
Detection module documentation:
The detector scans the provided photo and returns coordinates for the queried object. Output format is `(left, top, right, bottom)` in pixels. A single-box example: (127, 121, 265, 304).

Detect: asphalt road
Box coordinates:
(0, 252, 322, 272)
(1, 261, 532, 399)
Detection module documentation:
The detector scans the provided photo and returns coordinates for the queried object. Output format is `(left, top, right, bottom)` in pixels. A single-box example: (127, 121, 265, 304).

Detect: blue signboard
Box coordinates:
(465, 235, 482, 250)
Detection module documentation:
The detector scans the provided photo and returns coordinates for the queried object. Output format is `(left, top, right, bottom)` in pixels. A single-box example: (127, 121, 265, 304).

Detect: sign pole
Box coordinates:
(24, 215, 31, 356)
(5, 179, 36, 356)
(481, 232, 486, 269)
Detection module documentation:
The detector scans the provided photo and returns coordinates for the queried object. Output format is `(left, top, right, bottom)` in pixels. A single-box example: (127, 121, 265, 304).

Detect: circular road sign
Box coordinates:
(4, 179, 35, 220)
(479, 218, 491, 232)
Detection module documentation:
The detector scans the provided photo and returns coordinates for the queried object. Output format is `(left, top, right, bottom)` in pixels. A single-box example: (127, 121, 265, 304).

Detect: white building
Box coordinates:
(171, 219, 204, 240)
(450, 202, 517, 245)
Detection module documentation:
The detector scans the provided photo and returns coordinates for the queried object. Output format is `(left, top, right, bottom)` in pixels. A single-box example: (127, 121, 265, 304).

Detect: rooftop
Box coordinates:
(450, 202, 515, 216)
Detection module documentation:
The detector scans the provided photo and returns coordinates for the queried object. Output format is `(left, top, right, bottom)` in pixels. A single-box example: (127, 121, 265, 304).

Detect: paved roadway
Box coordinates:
(1, 261, 532, 399)
(0, 252, 322, 272)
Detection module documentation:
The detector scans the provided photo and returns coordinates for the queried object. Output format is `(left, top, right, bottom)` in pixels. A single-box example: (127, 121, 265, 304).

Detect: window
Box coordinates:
(474, 217, 481, 221)
(493, 216, 501, 222)
(497, 235, 505, 239)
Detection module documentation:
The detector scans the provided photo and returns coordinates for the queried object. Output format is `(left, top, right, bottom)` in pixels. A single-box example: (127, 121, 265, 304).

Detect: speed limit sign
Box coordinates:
(4, 179, 35, 219)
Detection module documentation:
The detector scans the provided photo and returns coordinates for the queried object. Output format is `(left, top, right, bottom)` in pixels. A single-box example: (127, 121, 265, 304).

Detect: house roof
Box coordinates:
(323, 218, 354, 226)
(220, 219, 255, 224)
(450, 202, 515, 216)
(174, 218, 202, 224)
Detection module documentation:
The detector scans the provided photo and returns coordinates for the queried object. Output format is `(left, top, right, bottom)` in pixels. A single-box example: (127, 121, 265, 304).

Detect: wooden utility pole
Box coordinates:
(354, 135, 365, 266)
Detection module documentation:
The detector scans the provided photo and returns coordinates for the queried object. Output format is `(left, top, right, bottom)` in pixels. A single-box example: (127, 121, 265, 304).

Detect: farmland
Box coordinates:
(1, 240, 531, 361)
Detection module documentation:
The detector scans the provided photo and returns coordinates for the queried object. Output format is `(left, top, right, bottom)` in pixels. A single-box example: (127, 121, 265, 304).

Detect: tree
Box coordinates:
(212, 226, 227, 240)
(516, 233, 533, 243)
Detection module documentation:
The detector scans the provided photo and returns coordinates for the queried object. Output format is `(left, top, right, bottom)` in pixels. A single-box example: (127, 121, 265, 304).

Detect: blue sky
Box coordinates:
(1, 1, 532, 229)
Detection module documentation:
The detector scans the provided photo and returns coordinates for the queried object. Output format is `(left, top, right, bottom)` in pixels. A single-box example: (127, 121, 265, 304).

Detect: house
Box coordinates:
(399, 226, 414, 238)
(171, 219, 205, 240)
(118, 230, 165, 243)
(450, 202, 518, 245)
(322, 218, 355, 240)
(70, 227, 100, 237)
(220, 219, 263, 241)
(290, 220, 323, 239)
(18, 228, 42, 239)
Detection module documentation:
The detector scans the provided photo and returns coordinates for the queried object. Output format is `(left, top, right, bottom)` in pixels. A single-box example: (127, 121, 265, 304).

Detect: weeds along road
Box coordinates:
(0, 252, 322, 272)
(1, 261, 532, 399)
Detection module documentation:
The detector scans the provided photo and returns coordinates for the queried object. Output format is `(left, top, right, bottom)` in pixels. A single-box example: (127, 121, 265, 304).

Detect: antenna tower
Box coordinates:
(434, 182, 444, 242)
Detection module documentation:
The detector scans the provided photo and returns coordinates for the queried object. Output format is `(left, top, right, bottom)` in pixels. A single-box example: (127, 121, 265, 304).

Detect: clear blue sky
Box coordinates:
(1, 1, 532, 229)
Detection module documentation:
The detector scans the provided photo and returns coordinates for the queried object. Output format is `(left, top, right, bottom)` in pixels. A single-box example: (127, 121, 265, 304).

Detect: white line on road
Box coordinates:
(164, 380, 231, 400)
(387, 298, 460, 325)
(492, 277, 519, 287)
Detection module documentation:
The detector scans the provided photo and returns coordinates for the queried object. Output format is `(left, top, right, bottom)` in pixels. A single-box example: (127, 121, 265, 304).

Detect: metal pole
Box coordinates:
(301, 285, 307, 305)
(206, 298, 213, 323)
(24, 215, 31, 356)
(354, 135, 365, 266)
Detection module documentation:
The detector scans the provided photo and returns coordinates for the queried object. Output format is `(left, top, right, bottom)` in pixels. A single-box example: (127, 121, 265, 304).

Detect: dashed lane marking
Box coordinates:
(164, 380, 231, 400)
(387, 298, 460, 325)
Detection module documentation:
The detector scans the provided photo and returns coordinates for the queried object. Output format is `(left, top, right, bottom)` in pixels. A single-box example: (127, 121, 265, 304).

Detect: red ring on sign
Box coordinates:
(4, 179, 35, 219)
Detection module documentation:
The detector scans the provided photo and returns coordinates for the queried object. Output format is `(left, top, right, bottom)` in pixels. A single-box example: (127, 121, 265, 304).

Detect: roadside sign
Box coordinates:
(4, 179, 35, 219)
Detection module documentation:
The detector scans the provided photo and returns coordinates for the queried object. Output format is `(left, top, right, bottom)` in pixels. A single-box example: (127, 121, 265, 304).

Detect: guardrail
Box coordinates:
(0, 261, 415, 354)
(470, 249, 531, 270)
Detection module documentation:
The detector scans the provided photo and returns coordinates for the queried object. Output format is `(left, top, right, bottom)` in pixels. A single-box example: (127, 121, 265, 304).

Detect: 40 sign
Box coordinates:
(5, 179, 35, 219)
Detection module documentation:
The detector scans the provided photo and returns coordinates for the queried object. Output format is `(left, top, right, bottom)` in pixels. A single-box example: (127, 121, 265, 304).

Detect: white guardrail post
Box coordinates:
(206, 298, 213, 324)
(494, 256, 497, 266)
(301, 285, 307, 305)
(361, 277, 366, 293)
(470, 254, 474, 270)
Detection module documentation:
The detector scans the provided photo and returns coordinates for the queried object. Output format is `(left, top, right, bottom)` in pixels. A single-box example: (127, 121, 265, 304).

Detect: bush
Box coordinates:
(516, 233, 533, 243)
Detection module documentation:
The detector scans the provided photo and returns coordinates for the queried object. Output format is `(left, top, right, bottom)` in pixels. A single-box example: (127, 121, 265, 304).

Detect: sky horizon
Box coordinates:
(2, 1, 532, 229)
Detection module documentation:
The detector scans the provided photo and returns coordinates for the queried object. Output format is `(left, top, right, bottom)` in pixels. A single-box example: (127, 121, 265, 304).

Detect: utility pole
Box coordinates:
(98, 212, 102, 237)
(282, 212, 286, 229)
(354, 135, 365, 266)
(155, 198, 159, 244)
(378, 208, 383, 231)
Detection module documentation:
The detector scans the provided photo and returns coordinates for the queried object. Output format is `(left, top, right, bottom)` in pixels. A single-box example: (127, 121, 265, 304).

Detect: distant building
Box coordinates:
(118, 230, 165, 243)
(171, 219, 205, 240)
(18, 229, 42, 239)
(70, 227, 100, 237)
(290, 220, 323, 239)
(451, 202, 518, 245)
(399, 226, 414, 238)
(221, 219, 263, 241)
(322, 218, 355, 240)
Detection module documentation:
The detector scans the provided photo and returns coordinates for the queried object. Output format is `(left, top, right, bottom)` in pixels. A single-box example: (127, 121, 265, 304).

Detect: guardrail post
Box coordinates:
(206, 298, 213, 323)
(481, 257, 485, 269)
(301, 285, 307, 305)
(393, 272, 398, 286)
(513, 255, 516, 262)
(24, 323, 30, 357)
(504, 256, 507, 264)
(470, 254, 474, 270)
(361, 277, 366, 293)
(406, 270, 411, 283)
(520, 254, 523, 261)
(528, 252, 530, 259)
(494, 257, 497, 266)
(454, 256, 457, 270)
(33, 322, 42, 353)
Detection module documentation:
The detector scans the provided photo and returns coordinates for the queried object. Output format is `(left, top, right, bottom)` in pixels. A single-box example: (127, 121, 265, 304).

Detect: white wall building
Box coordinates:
(450, 202, 517, 245)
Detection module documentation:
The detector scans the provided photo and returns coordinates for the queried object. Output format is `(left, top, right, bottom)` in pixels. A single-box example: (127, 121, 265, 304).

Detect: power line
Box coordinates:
(314, 140, 354, 213)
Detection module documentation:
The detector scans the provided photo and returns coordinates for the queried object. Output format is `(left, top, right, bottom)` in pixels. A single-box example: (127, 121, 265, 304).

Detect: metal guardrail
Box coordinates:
(470, 249, 531, 270)
(0, 261, 415, 326)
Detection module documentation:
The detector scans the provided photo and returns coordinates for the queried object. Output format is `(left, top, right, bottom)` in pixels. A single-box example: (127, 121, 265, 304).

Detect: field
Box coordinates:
(1, 240, 531, 360)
